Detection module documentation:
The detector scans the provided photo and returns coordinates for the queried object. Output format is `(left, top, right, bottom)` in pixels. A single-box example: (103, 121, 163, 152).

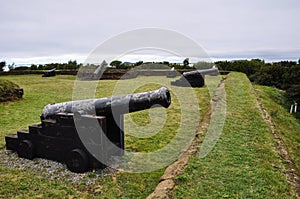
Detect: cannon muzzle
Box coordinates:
(41, 87, 171, 119)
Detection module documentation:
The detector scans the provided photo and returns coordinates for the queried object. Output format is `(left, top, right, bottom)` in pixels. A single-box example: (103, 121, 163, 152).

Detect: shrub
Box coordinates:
(0, 79, 23, 102)
(286, 84, 300, 103)
(13, 66, 30, 70)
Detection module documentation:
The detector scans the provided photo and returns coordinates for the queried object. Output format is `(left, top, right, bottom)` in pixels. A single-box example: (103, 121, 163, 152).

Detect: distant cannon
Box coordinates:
(42, 68, 56, 77)
(5, 87, 171, 173)
(171, 67, 219, 87)
(166, 67, 178, 78)
(197, 67, 219, 77)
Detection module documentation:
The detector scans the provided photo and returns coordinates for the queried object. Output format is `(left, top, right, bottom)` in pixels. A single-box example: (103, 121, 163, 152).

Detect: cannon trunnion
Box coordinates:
(5, 87, 171, 173)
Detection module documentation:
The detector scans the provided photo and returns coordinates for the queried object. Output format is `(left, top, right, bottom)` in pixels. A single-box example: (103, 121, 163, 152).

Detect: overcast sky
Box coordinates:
(1, 0, 300, 65)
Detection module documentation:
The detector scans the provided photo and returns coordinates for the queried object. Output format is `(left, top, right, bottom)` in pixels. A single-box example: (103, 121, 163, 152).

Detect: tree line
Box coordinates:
(1, 58, 201, 71)
(215, 59, 300, 103)
(109, 58, 195, 70)
(1, 59, 193, 71)
(0, 60, 81, 71)
(1, 58, 299, 102)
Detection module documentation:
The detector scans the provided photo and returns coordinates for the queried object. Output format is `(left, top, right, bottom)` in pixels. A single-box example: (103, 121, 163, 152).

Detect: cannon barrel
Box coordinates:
(182, 67, 219, 77)
(197, 67, 219, 76)
(171, 67, 219, 88)
(41, 87, 171, 119)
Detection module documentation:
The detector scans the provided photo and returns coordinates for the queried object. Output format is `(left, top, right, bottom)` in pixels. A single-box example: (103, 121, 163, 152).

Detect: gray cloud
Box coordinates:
(209, 49, 300, 62)
(1, 0, 300, 64)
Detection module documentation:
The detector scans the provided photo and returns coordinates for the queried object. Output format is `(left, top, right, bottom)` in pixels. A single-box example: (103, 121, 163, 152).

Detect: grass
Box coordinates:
(0, 75, 75, 148)
(1, 73, 297, 198)
(254, 85, 300, 170)
(0, 74, 210, 198)
(0, 167, 78, 198)
(172, 72, 297, 198)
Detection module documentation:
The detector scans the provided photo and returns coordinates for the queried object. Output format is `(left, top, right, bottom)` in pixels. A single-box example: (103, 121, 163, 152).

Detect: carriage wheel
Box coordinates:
(66, 149, 88, 173)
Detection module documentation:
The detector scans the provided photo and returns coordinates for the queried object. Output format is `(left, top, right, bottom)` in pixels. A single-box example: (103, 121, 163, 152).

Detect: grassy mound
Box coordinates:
(172, 72, 296, 198)
(254, 85, 300, 170)
(0, 79, 23, 102)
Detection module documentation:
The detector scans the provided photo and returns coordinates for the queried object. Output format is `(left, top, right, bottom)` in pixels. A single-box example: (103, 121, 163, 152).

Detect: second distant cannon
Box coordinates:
(171, 67, 219, 87)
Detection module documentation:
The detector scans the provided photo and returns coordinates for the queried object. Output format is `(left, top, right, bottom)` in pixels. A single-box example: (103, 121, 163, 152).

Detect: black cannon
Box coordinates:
(171, 67, 219, 87)
(5, 87, 171, 173)
(42, 68, 56, 77)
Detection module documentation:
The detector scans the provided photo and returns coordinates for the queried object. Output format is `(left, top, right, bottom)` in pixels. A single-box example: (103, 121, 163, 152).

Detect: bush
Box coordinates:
(110, 60, 122, 68)
(0, 61, 5, 71)
(216, 59, 300, 91)
(0, 79, 23, 102)
(286, 84, 300, 103)
(13, 66, 30, 70)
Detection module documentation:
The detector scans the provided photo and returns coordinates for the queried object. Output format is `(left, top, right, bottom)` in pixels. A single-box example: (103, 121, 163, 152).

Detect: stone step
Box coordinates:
(5, 134, 19, 151)
(29, 124, 42, 134)
(17, 130, 30, 140)
(41, 119, 56, 128)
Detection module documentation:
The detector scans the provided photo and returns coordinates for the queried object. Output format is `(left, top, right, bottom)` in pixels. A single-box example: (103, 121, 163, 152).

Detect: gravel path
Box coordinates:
(0, 149, 116, 185)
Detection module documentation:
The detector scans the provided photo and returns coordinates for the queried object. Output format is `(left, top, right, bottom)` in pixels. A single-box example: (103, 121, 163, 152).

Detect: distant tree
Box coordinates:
(286, 84, 300, 103)
(193, 61, 214, 69)
(162, 61, 169, 66)
(183, 58, 189, 66)
(110, 60, 122, 68)
(216, 59, 264, 76)
(44, 63, 58, 70)
(30, 64, 37, 70)
(0, 61, 6, 71)
(38, 64, 44, 70)
(134, 61, 143, 66)
(14, 66, 30, 70)
(67, 60, 78, 69)
(118, 62, 134, 69)
(283, 64, 300, 85)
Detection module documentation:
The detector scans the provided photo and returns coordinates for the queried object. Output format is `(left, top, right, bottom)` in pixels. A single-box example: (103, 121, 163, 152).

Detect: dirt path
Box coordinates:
(146, 79, 225, 199)
(253, 88, 300, 198)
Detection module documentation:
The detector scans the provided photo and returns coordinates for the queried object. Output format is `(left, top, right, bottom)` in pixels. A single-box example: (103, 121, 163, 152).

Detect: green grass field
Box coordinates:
(0, 74, 210, 198)
(0, 73, 299, 198)
(254, 85, 300, 172)
(172, 72, 298, 198)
